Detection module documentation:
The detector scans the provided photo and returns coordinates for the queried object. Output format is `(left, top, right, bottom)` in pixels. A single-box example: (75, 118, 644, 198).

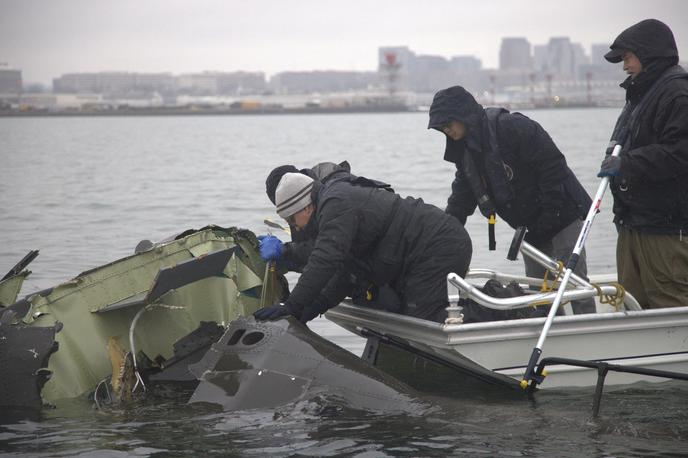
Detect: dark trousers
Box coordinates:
(401, 218, 472, 322)
(524, 219, 597, 314)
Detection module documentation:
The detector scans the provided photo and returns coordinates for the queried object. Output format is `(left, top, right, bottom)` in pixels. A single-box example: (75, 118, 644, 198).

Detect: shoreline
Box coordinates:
(0, 102, 622, 118)
(0, 104, 416, 117)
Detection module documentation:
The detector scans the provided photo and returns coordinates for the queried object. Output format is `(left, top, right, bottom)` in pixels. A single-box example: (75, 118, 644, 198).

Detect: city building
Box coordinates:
(499, 37, 532, 71)
(0, 67, 23, 94)
(591, 44, 610, 66)
(377, 46, 485, 95)
(15, 35, 630, 112)
(451, 56, 482, 73)
(53, 72, 174, 96)
(177, 71, 265, 95)
(269, 71, 376, 94)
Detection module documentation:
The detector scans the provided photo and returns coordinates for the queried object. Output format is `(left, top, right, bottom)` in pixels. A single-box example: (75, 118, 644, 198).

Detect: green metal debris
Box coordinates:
(3, 225, 286, 402)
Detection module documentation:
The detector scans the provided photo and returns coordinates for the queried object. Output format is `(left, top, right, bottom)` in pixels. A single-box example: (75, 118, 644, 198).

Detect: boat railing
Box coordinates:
(446, 239, 642, 314)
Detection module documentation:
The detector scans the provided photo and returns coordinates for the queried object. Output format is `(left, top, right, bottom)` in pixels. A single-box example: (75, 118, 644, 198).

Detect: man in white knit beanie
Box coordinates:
(254, 168, 473, 324)
(274, 172, 315, 230)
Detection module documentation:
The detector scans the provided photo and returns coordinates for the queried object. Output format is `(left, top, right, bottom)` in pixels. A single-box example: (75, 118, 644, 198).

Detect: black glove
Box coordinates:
(597, 156, 622, 177)
(253, 303, 293, 321)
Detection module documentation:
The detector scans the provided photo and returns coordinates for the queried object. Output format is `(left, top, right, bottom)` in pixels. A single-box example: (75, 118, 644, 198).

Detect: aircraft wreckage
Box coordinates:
(0, 225, 428, 416)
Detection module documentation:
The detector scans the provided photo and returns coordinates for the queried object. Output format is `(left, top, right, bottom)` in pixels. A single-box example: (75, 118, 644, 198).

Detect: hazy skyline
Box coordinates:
(2, 0, 687, 85)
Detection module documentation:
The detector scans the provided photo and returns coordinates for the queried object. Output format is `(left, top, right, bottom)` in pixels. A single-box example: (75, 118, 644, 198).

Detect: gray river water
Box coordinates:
(1, 110, 686, 456)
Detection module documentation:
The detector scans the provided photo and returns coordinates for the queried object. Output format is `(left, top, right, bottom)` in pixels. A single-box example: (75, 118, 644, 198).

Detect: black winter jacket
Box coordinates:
(428, 86, 591, 243)
(605, 20, 688, 234)
(284, 181, 468, 313)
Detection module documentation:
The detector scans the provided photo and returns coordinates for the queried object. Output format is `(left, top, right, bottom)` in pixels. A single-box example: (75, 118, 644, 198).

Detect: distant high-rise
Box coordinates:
(499, 37, 532, 71)
(537, 38, 590, 79)
(53, 72, 175, 95)
(269, 71, 375, 94)
(0, 67, 22, 93)
(451, 56, 482, 73)
(591, 44, 610, 66)
(533, 44, 548, 72)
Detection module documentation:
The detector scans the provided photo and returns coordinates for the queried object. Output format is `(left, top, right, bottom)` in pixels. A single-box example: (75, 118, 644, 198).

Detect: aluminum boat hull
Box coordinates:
(326, 302, 688, 389)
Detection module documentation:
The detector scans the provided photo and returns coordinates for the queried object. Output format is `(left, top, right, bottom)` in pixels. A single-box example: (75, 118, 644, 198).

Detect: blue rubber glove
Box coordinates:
(253, 303, 292, 321)
(257, 235, 283, 261)
(597, 156, 622, 177)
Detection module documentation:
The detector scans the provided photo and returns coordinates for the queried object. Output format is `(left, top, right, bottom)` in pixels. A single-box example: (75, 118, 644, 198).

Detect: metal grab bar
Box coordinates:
(467, 269, 574, 289)
(447, 273, 631, 311)
(518, 240, 641, 311)
(455, 237, 641, 312)
(519, 241, 593, 289)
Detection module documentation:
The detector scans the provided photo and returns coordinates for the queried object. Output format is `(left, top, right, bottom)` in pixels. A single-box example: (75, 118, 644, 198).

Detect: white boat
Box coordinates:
(325, 239, 688, 391)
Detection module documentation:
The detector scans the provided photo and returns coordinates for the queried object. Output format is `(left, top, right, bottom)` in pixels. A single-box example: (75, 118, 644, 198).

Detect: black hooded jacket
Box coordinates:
(605, 19, 688, 234)
(428, 86, 591, 243)
(267, 161, 393, 270)
(283, 180, 471, 316)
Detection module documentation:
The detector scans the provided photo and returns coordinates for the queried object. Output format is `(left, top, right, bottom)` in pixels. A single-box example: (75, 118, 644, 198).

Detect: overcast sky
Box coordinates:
(1, 0, 687, 85)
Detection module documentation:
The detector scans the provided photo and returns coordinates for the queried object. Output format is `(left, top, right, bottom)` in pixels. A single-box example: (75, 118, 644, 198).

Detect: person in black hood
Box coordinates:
(597, 19, 688, 309)
(253, 171, 472, 324)
(428, 85, 595, 314)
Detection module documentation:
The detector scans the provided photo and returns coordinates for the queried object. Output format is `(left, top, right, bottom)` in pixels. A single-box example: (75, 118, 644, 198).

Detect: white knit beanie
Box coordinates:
(275, 173, 314, 218)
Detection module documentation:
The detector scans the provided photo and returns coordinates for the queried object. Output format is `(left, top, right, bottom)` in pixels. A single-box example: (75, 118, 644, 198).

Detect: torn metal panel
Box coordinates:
(1, 250, 39, 282)
(0, 308, 60, 411)
(0, 271, 30, 307)
(146, 248, 235, 304)
(149, 321, 225, 383)
(95, 248, 235, 313)
(11, 226, 286, 402)
(224, 252, 263, 292)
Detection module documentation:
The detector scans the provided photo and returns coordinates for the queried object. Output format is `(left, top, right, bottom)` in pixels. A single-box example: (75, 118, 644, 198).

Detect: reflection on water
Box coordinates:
(1, 110, 686, 456)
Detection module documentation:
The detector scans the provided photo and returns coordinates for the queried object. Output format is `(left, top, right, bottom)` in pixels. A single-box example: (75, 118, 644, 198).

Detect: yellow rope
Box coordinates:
(593, 282, 626, 311)
(540, 260, 565, 292)
(530, 261, 567, 309)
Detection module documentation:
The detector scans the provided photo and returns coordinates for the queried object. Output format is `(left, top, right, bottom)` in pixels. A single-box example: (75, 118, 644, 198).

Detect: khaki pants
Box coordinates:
(617, 228, 688, 308)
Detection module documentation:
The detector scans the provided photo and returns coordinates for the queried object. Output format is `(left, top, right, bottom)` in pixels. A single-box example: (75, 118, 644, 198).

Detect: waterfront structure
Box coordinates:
(11, 34, 634, 112)
(378, 46, 486, 95)
(0, 68, 22, 94)
(499, 38, 533, 71)
(53, 71, 262, 97)
(451, 56, 482, 73)
(53, 72, 174, 96)
(269, 71, 376, 94)
(177, 71, 266, 95)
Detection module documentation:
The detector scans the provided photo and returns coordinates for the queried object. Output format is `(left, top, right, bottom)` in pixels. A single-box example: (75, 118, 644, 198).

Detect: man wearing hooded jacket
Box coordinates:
(261, 161, 392, 271)
(259, 161, 402, 320)
(597, 19, 688, 309)
(253, 172, 472, 323)
(428, 85, 595, 314)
